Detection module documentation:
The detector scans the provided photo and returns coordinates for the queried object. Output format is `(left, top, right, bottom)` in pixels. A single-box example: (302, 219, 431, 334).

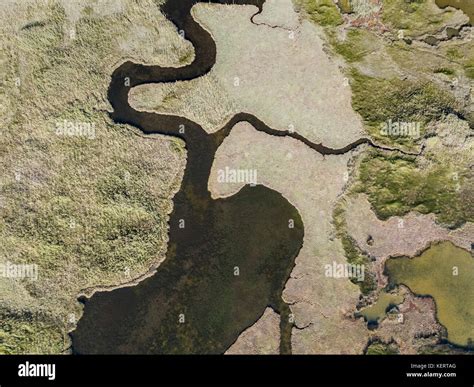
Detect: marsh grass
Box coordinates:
(0, 0, 186, 353)
(296, 0, 344, 27)
(355, 151, 472, 225)
(350, 70, 460, 149)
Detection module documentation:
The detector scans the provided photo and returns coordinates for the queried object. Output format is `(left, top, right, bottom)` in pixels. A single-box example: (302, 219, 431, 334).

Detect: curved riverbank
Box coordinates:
(71, 0, 304, 354)
(71, 0, 409, 354)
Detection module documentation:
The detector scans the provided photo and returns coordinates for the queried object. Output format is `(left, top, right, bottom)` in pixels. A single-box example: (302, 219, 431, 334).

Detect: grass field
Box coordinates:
(0, 0, 187, 353)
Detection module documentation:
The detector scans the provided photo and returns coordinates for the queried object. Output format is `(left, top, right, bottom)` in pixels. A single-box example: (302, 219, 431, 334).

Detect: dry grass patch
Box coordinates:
(0, 0, 187, 353)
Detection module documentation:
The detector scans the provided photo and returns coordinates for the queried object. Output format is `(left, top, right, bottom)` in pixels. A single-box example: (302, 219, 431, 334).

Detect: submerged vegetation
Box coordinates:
(357, 290, 404, 324)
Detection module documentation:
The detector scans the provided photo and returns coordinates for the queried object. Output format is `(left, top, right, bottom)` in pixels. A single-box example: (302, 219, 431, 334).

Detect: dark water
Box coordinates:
(73, 184, 303, 354)
(71, 0, 376, 354)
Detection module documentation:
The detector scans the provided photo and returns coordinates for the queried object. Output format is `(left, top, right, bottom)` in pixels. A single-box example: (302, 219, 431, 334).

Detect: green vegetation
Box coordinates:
(355, 151, 471, 225)
(446, 47, 463, 60)
(444, 44, 474, 80)
(465, 60, 474, 79)
(330, 29, 377, 63)
(0, 0, 184, 353)
(337, 0, 352, 14)
(296, 0, 343, 27)
(333, 204, 376, 295)
(0, 311, 64, 354)
(386, 242, 474, 347)
(433, 67, 455, 76)
(349, 66, 472, 224)
(440, 46, 474, 80)
(299, 2, 474, 342)
(366, 341, 400, 355)
(350, 70, 459, 149)
(382, 0, 460, 37)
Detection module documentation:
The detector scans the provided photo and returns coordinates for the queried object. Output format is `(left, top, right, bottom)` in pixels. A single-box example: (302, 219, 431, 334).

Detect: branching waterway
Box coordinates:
(71, 0, 399, 354)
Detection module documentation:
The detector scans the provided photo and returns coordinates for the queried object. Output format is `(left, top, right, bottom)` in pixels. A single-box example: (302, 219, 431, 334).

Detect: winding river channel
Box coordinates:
(71, 0, 382, 354)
